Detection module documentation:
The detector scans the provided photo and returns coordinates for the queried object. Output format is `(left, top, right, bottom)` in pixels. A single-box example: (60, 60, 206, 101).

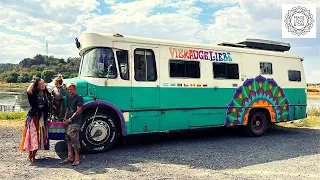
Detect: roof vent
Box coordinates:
(218, 38, 291, 52)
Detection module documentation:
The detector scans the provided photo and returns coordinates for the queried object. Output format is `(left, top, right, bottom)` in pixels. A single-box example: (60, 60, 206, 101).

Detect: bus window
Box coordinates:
(134, 49, 157, 81)
(170, 60, 200, 78)
(213, 62, 239, 79)
(116, 50, 129, 80)
(260, 62, 273, 74)
(80, 47, 117, 78)
(288, 70, 301, 81)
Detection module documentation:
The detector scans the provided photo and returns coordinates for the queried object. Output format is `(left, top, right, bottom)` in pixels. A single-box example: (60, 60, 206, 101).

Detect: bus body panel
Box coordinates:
(71, 33, 307, 136)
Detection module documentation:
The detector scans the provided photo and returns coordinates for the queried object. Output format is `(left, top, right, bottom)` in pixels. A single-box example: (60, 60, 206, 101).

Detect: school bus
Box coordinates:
(48, 32, 307, 153)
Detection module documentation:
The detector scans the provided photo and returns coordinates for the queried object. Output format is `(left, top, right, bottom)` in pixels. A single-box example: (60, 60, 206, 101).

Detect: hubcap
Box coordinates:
(252, 113, 265, 133)
(86, 120, 110, 145)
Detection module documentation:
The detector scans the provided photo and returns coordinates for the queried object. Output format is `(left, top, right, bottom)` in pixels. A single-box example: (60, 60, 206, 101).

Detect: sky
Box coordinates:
(0, 0, 319, 83)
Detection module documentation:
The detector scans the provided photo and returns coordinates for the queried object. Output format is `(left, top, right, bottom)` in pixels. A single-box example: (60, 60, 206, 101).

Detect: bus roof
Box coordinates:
(77, 32, 301, 59)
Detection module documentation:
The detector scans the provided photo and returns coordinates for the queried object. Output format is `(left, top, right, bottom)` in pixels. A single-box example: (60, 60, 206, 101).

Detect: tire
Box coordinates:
(79, 111, 120, 153)
(245, 110, 268, 137)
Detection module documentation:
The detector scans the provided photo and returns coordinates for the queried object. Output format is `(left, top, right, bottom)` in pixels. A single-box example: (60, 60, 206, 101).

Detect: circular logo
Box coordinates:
(284, 6, 314, 36)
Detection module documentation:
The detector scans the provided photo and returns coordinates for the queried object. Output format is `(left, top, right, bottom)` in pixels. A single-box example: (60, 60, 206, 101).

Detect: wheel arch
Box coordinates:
(248, 107, 272, 124)
(82, 100, 126, 136)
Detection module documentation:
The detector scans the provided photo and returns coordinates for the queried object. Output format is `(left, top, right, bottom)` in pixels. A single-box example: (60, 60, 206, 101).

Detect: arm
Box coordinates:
(27, 82, 34, 95)
(68, 96, 84, 123)
(67, 105, 83, 123)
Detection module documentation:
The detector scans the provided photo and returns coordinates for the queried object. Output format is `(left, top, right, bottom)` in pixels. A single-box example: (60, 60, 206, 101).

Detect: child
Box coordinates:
(51, 75, 66, 121)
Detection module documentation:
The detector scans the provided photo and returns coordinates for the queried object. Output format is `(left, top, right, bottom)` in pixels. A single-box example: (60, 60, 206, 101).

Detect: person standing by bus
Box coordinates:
(20, 76, 50, 162)
(60, 82, 84, 166)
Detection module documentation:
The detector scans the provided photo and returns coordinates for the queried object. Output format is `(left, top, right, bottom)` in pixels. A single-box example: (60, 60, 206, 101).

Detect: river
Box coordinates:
(0, 91, 319, 112)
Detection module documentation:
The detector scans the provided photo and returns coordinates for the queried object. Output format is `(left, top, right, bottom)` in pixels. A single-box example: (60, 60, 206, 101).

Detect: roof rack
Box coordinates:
(218, 38, 291, 52)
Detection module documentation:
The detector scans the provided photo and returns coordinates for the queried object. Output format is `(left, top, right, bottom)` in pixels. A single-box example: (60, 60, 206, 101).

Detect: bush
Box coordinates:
(307, 105, 320, 116)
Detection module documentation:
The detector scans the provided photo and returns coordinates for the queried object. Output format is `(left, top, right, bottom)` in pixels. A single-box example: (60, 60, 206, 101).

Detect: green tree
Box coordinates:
(0, 54, 81, 83)
(42, 70, 56, 83)
(28, 71, 42, 79)
(17, 72, 30, 83)
(0, 71, 19, 83)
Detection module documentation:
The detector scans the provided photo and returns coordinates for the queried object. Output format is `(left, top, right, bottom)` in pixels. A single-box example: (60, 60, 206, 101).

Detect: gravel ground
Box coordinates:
(0, 125, 319, 180)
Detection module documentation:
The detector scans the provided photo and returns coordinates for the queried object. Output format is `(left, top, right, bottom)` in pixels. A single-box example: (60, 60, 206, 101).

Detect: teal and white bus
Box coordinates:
(49, 32, 307, 153)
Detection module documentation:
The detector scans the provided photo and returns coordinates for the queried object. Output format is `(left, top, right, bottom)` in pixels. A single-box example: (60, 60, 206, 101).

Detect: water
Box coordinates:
(307, 99, 320, 106)
(0, 91, 30, 112)
(0, 91, 319, 112)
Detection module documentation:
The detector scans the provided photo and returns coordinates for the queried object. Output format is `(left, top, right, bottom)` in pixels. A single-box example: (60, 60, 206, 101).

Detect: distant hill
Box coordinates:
(0, 54, 80, 83)
(0, 63, 19, 74)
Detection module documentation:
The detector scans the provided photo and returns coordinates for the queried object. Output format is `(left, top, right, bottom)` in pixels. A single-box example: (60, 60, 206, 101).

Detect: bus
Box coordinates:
(48, 32, 307, 153)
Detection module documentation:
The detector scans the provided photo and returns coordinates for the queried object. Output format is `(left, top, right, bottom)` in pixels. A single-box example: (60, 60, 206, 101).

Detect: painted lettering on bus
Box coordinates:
(169, 47, 232, 62)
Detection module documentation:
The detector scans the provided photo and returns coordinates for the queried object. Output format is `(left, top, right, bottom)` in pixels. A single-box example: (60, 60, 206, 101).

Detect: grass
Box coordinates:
(307, 86, 320, 99)
(0, 82, 29, 93)
(276, 105, 320, 128)
(0, 111, 27, 120)
(0, 82, 30, 88)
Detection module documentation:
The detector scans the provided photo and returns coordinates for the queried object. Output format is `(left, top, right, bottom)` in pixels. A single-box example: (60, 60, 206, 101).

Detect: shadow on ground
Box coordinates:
(34, 125, 320, 175)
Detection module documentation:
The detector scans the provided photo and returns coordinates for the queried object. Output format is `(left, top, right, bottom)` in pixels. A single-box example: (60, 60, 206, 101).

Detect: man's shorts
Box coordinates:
(65, 124, 80, 149)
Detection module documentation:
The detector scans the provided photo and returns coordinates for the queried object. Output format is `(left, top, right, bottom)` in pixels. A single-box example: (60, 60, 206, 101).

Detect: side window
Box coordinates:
(134, 49, 157, 81)
(260, 62, 273, 74)
(288, 70, 301, 81)
(170, 60, 200, 78)
(116, 50, 129, 80)
(213, 63, 239, 79)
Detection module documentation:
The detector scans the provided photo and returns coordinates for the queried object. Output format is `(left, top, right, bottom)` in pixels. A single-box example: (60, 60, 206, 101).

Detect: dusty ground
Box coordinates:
(0, 124, 319, 180)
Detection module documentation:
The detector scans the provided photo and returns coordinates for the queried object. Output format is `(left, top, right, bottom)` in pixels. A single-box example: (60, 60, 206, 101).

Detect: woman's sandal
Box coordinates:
(28, 152, 32, 162)
(72, 160, 80, 166)
(60, 158, 73, 164)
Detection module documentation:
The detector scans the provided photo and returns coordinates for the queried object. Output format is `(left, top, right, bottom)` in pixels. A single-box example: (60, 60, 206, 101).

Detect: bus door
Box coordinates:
(130, 45, 161, 133)
(130, 46, 160, 109)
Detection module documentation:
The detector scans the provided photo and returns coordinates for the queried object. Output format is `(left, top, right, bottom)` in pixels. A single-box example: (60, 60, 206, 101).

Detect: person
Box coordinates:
(51, 74, 66, 121)
(60, 82, 84, 166)
(20, 76, 50, 162)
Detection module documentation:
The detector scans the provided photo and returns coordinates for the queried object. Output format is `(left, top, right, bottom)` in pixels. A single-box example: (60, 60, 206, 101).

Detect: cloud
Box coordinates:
(0, 32, 78, 63)
(312, 71, 320, 76)
(0, 0, 100, 40)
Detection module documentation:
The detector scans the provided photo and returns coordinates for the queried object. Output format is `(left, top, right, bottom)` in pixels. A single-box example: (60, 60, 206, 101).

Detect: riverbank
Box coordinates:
(307, 92, 320, 100)
(0, 82, 29, 93)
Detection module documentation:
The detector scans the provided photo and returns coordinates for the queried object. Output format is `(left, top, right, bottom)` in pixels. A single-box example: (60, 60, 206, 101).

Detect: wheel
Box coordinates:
(80, 111, 120, 153)
(245, 110, 268, 137)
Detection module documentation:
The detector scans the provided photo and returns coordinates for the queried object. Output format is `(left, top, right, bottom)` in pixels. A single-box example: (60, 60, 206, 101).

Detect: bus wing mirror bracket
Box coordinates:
(75, 38, 81, 49)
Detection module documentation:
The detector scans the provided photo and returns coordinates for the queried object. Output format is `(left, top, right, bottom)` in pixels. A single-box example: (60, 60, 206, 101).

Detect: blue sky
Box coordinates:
(0, 0, 319, 82)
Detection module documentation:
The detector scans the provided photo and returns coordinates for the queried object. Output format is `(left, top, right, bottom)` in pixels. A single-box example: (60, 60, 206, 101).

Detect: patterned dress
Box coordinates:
(20, 91, 50, 151)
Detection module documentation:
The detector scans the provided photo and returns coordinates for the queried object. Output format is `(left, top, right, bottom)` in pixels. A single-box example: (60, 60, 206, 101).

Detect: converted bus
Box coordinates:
(48, 32, 307, 153)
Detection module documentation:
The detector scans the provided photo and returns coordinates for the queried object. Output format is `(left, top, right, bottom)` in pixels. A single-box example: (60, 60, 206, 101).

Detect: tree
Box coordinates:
(42, 70, 56, 83)
(17, 72, 30, 83)
(0, 54, 81, 83)
(0, 71, 19, 83)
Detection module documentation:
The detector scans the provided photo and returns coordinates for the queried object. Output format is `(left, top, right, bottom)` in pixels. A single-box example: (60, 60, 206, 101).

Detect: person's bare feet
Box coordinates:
(72, 160, 80, 166)
(59, 158, 73, 164)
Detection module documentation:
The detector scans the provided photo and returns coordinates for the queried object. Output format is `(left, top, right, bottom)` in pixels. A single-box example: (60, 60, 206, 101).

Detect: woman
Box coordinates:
(20, 77, 50, 162)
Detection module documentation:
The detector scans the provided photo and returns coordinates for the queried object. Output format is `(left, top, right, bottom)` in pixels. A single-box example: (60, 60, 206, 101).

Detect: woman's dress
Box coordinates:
(20, 92, 50, 151)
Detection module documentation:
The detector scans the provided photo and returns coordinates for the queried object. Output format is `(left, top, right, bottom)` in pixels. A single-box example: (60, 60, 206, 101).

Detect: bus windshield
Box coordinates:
(80, 47, 117, 78)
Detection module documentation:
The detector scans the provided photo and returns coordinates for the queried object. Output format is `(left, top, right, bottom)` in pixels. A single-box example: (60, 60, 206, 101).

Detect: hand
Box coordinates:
(63, 118, 71, 125)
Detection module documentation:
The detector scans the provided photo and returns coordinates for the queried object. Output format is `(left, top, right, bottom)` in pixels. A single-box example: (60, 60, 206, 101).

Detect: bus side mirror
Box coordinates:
(75, 38, 80, 49)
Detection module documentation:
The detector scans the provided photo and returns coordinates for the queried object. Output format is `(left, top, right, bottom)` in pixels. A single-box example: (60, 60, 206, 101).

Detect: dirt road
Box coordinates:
(1, 125, 319, 180)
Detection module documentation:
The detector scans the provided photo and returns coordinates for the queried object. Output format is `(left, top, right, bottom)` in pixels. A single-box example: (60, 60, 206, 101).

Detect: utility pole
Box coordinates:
(46, 41, 48, 56)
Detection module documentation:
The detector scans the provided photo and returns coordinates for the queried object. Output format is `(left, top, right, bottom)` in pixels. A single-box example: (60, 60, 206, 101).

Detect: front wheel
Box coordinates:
(245, 110, 268, 137)
(80, 111, 120, 153)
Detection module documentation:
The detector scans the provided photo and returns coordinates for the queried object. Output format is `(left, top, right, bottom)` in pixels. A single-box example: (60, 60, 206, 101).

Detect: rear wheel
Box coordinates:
(245, 110, 268, 137)
(80, 111, 120, 153)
